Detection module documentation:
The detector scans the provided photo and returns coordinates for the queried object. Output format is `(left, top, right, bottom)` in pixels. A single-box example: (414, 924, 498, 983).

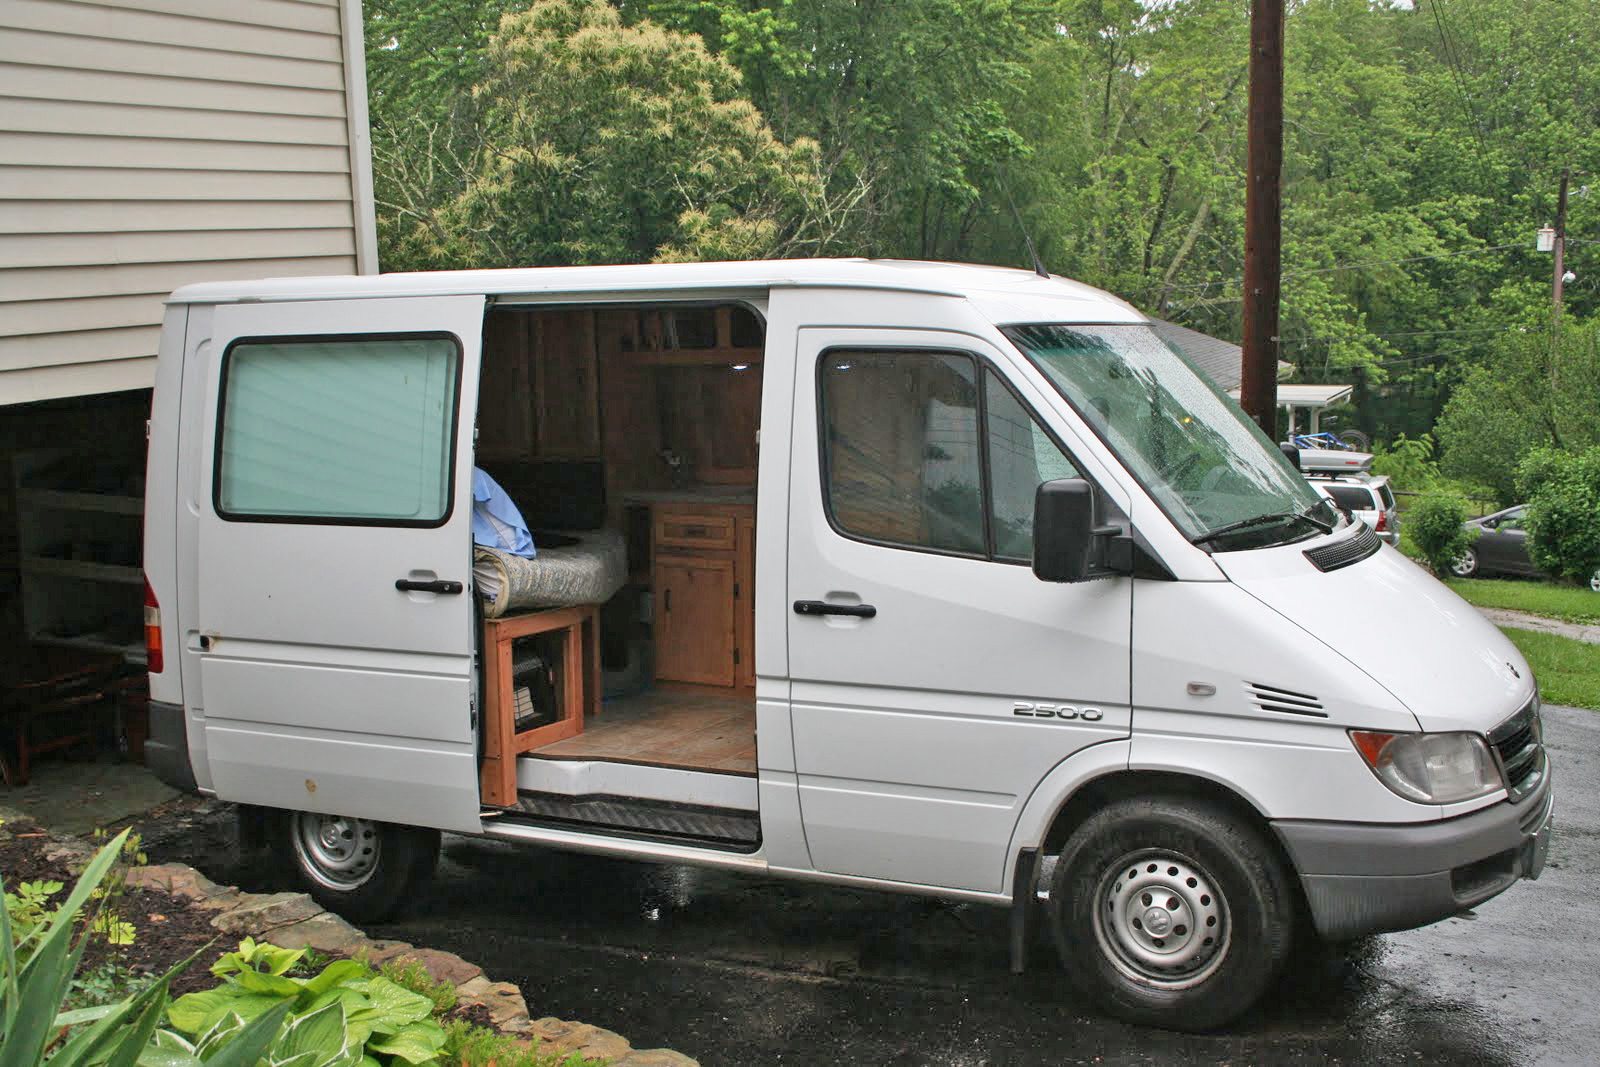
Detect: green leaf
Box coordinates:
(135, 1048, 202, 1067)
(52, 1003, 120, 1027)
(365, 1021, 446, 1065)
(195, 1002, 295, 1067)
(273, 1001, 350, 1062)
(232, 968, 307, 997)
(297, 960, 370, 1001)
(348, 976, 433, 1029)
(169, 989, 291, 1037)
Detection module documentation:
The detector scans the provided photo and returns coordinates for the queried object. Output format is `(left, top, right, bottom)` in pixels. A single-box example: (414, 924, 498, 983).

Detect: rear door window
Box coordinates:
(1323, 484, 1375, 512)
(215, 334, 461, 525)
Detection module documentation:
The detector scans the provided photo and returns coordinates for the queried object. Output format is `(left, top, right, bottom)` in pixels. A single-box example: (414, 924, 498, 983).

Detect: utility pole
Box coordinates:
(1240, 0, 1284, 439)
(1552, 168, 1570, 327)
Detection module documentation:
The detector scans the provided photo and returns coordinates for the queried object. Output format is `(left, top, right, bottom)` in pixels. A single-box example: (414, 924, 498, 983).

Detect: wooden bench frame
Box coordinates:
(479, 605, 601, 807)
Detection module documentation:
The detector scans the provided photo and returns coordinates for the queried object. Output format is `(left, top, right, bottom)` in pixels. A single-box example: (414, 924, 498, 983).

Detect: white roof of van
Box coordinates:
(166, 258, 1145, 325)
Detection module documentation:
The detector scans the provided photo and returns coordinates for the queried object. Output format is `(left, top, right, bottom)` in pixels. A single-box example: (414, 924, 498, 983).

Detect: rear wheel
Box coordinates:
(1049, 797, 1295, 1031)
(275, 811, 439, 923)
(1335, 429, 1370, 452)
(1590, 567, 1600, 593)
(1451, 548, 1479, 578)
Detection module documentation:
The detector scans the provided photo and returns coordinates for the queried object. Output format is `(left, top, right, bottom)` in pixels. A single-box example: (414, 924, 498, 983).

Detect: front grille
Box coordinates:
(1489, 699, 1546, 802)
(1303, 523, 1380, 572)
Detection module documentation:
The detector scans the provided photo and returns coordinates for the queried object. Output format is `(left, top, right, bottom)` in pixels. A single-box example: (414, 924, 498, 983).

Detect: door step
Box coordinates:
(505, 791, 760, 849)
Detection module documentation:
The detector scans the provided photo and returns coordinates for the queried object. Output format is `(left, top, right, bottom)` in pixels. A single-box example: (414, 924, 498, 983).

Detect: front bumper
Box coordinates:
(1273, 771, 1553, 940)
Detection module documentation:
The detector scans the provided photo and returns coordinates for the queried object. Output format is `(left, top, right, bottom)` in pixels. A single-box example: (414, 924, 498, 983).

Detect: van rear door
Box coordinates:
(195, 296, 485, 833)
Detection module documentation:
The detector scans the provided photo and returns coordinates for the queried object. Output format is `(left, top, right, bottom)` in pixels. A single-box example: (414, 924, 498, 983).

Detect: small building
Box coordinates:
(2, 0, 377, 675)
(1148, 319, 1350, 434)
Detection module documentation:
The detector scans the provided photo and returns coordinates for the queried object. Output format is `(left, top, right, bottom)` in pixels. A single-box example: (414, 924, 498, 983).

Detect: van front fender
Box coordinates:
(1003, 737, 1131, 896)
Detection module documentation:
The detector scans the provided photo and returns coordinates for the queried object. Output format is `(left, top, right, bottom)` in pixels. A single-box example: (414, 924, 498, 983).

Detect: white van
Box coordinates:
(142, 260, 1551, 1031)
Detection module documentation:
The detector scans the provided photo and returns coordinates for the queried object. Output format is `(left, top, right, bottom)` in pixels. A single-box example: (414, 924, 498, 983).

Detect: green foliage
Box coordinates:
(1370, 434, 1440, 494)
(2, 830, 286, 1067)
(1501, 628, 1600, 712)
(1437, 321, 1600, 504)
(168, 940, 447, 1066)
(1516, 447, 1600, 583)
(1408, 493, 1477, 576)
(379, 958, 458, 1015)
(440, 1019, 594, 1067)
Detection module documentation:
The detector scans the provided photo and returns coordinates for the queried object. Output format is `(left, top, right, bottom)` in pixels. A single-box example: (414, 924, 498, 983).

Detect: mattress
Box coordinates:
(473, 528, 626, 618)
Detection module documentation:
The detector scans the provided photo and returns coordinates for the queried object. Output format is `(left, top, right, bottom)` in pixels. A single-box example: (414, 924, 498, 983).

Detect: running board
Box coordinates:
(506, 791, 761, 849)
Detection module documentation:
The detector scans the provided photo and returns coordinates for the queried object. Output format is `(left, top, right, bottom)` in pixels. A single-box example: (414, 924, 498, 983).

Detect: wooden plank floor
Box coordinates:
(529, 687, 756, 775)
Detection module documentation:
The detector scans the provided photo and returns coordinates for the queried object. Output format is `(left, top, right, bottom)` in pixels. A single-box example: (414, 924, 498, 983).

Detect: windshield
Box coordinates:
(1002, 323, 1333, 548)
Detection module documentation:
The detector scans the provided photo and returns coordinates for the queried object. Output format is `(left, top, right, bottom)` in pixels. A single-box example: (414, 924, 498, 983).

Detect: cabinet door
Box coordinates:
(735, 516, 755, 688)
(654, 556, 736, 686)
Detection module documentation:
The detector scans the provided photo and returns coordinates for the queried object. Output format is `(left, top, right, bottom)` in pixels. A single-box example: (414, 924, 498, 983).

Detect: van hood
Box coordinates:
(1211, 537, 1534, 735)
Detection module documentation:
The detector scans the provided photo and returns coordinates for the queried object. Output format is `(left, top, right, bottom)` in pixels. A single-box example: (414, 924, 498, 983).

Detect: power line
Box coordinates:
(1159, 241, 1522, 297)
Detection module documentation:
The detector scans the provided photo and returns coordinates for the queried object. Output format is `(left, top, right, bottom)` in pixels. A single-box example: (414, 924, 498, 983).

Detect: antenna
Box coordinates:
(1005, 191, 1050, 279)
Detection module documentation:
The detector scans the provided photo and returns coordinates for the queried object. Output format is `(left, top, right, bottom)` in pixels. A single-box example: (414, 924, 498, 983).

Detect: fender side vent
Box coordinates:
(1304, 523, 1380, 572)
(1246, 682, 1327, 718)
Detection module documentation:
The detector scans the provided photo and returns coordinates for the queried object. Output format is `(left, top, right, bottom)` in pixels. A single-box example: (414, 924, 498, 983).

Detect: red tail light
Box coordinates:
(1375, 511, 1389, 532)
(143, 575, 164, 673)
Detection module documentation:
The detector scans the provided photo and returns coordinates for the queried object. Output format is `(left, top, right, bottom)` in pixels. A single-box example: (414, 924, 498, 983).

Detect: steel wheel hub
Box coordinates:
(1094, 850, 1230, 989)
(290, 813, 380, 891)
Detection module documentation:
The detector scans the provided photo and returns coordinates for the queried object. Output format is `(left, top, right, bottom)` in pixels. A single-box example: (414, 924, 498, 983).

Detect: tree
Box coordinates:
(378, 0, 846, 269)
(1436, 318, 1600, 503)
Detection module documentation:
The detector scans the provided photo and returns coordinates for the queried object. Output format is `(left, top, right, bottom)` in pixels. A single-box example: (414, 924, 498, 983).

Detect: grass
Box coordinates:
(1500, 628, 1600, 711)
(1446, 577, 1600, 626)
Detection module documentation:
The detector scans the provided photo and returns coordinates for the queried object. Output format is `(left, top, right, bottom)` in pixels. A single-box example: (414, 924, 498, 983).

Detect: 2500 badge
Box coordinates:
(1013, 702, 1104, 721)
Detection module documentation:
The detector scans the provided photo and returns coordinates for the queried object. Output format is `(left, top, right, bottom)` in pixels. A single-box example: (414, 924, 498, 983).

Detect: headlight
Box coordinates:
(1349, 730, 1502, 804)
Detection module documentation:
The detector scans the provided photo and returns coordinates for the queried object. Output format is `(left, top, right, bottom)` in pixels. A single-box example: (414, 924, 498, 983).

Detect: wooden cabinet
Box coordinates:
(651, 502, 755, 688)
(654, 556, 736, 687)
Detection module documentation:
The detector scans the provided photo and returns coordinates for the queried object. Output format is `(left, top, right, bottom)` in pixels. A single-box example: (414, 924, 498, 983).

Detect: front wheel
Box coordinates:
(275, 811, 439, 923)
(1451, 548, 1479, 579)
(1049, 797, 1295, 1031)
(1589, 567, 1600, 593)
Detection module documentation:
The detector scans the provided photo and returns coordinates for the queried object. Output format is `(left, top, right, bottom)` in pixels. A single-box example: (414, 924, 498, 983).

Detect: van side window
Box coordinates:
(985, 372, 1082, 561)
(820, 349, 985, 554)
(819, 350, 1084, 562)
(216, 335, 460, 524)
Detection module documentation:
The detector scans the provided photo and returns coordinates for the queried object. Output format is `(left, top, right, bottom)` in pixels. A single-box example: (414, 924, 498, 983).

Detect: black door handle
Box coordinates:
(793, 600, 876, 618)
(395, 578, 464, 595)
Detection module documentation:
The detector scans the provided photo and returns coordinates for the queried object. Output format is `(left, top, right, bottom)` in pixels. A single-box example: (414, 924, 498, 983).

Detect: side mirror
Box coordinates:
(1034, 479, 1097, 582)
(1278, 441, 1301, 470)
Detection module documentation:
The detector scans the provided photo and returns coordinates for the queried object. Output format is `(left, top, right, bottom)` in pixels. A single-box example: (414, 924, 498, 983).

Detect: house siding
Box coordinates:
(0, 0, 374, 404)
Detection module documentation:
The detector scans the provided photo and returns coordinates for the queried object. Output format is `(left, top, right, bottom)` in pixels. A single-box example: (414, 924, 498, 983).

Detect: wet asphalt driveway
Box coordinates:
(147, 705, 1598, 1066)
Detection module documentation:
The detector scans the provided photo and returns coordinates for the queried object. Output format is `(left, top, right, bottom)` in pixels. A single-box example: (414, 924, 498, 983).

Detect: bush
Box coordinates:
(1408, 494, 1477, 576)
(1518, 447, 1600, 583)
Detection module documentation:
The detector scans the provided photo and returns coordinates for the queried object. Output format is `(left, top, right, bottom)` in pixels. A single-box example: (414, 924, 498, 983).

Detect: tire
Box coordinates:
(1450, 548, 1479, 579)
(274, 811, 440, 924)
(1335, 429, 1370, 452)
(1590, 567, 1600, 594)
(1049, 797, 1295, 1031)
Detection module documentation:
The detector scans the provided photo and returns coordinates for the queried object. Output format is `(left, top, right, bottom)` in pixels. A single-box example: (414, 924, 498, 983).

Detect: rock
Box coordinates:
(383, 947, 482, 986)
(612, 1051, 701, 1067)
(127, 863, 230, 902)
(353, 940, 415, 966)
(457, 980, 529, 1030)
(527, 1018, 633, 1062)
(209, 892, 324, 934)
(266, 913, 368, 955)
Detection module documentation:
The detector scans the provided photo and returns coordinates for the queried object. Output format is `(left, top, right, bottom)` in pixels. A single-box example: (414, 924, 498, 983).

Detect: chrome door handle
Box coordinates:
(395, 578, 464, 595)
(793, 600, 876, 618)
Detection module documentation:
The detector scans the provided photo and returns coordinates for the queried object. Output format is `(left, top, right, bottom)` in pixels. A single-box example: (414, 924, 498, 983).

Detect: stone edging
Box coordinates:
(36, 836, 696, 1067)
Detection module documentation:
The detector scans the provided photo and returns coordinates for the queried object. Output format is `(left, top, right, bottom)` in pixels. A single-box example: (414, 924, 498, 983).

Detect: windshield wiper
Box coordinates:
(1193, 505, 1333, 548)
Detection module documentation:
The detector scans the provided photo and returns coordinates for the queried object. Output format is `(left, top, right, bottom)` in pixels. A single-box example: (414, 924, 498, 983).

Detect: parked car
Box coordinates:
(1309, 473, 1400, 546)
(1452, 506, 1600, 591)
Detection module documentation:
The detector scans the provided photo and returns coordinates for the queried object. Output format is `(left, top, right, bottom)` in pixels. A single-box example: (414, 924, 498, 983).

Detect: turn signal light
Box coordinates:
(143, 575, 163, 674)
